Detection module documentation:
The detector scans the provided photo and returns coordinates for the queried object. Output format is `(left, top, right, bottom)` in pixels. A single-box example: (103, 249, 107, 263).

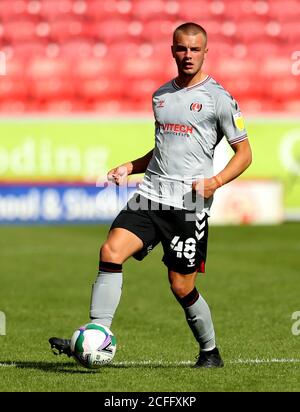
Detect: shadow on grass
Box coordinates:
(0, 360, 193, 373)
(0, 360, 96, 374)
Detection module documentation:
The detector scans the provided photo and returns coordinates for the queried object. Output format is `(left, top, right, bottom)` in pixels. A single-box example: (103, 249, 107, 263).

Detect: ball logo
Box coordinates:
(190, 102, 202, 112)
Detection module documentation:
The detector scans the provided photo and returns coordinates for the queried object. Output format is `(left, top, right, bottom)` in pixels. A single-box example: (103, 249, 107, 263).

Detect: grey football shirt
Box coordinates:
(137, 75, 248, 211)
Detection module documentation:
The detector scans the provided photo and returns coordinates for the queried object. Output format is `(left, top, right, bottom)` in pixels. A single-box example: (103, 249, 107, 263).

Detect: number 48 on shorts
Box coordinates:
(170, 236, 197, 267)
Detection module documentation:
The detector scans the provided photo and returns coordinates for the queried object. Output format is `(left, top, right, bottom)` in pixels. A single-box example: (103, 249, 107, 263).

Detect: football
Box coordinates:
(70, 323, 117, 369)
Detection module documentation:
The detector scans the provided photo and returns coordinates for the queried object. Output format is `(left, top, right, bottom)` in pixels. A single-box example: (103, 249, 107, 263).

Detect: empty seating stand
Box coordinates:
(0, 0, 298, 114)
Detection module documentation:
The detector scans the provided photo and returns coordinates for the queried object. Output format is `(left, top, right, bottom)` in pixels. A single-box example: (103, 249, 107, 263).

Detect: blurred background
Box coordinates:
(0, 0, 299, 224)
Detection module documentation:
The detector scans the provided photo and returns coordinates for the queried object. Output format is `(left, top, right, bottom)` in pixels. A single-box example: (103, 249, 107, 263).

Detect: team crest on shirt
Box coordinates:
(233, 112, 245, 131)
(157, 100, 165, 108)
(190, 102, 202, 112)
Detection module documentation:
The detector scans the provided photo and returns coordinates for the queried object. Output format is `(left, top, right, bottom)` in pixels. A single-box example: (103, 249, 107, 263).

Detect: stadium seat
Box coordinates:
(49, 19, 86, 43)
(281, 22, 300, 43)
(270, 78, 300, 101)
(234, 20, 268, 42)
(216, 58, 257, 80)
(268, 0, 300, 21)
(261, 57, 292, 79)
(0, 0, 27, 21)
(141, 19, 176, 42)
(177, 0, 214, 20)
(78, 78, 124, 101)
(246, 41, 280, 58)
(0, 78, 28, 100)
(60, 40, 94, 59)
(42, 99, 78, 113)
(91, 19, 135, 43)
(4, 58, 25, 78)
(3, 20, 38, 43)
(12, 41, 48, 58)
(26, 57, 71, 80)
(40, 0, 73, 20)
(106, 41, 141, 59)
(74, 58, 117, 80)
(223, 0, 270, 20)
(122, 56, 171, 79)
(131, 0, 167, 20)
(124, 78, 161, 102)
(85, 0, 131, 20)
(30, 78, 74, 101)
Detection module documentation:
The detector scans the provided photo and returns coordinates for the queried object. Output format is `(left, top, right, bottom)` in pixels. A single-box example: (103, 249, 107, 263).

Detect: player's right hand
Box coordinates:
(107, 165, 130, 185)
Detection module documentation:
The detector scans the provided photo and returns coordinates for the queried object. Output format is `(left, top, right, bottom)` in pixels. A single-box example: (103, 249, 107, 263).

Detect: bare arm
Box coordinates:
(193, 139, 252, 198)
(107, 149, 154, 185)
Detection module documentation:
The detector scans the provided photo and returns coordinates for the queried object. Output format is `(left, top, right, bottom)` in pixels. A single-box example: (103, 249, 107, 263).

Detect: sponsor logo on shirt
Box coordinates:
(160, 123, 194, 137)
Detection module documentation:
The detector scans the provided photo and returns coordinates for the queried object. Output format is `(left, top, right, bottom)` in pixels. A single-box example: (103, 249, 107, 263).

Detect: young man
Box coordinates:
(50, 22, 252, 368)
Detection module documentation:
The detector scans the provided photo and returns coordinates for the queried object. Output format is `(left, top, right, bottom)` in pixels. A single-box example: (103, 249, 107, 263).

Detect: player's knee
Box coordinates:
(100, 242, 123, 264)
(170, 281, 191, 299)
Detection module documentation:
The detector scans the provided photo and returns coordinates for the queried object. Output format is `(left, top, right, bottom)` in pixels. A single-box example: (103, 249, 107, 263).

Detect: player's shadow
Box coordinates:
(0, 360, 96, 374)
(0, 360, 190, 373)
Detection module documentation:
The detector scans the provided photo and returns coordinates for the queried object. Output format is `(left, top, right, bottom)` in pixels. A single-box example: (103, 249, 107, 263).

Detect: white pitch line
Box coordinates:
(0, 362, 16, 368)
(111, 359, 300, 366)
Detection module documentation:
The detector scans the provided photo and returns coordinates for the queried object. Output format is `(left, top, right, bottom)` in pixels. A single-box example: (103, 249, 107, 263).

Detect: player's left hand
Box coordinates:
(192, 178, 219, 199)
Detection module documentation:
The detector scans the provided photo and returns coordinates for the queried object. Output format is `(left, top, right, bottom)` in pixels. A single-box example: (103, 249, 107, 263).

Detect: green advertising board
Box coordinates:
(0, 118, 299, 215)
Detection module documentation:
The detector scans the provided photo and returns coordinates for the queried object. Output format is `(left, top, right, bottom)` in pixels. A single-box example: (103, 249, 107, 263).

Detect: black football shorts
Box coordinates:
(110, 194, 209, 275)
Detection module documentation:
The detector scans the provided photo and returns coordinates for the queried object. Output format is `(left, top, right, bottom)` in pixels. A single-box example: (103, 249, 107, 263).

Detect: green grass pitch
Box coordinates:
(0, 223, 299, 392)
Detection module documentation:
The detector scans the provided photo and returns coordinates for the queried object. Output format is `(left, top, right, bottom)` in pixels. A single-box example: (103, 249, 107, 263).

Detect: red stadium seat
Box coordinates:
(205, 40, 234, 59)
(89, 99, 124, 113)
(246, 41, 280, 58)
(39, 0, 73, 20)
(106, 42, 141, 59)
(78, 78, 124, 101)
(49, 19, 87, 43)
(122, 57, 172, 79)
(280, 22, 300, 43)
(85, 0, 132, 19)
(177, 0, 214, 21)
(0, 100, 27, 113)
(223, 0, 270, 20)
(234, 20, 268, 41)
(131, 0, 166, 20)
(0, 78, 28, 100)
(124, 78, 160, 102)
(12, 41, 48, 58)
(142, 19, 176, 42)
(60, 40, 94, 59)
(270, 78, 300, 100)
(26, 57, 71, 79)
(74, 58, 117, 80)
(92, 19, 136, 43)
(29, 78, 74, 101)
(261, 57, 292, 79)
(0, 0, 27, 21)
(4, 58, 25, 78)
(42, 99, 75, 113)
(3, 20, 38, 42)
(268, 0, 300, 21)
(216, 58, 257, 80)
